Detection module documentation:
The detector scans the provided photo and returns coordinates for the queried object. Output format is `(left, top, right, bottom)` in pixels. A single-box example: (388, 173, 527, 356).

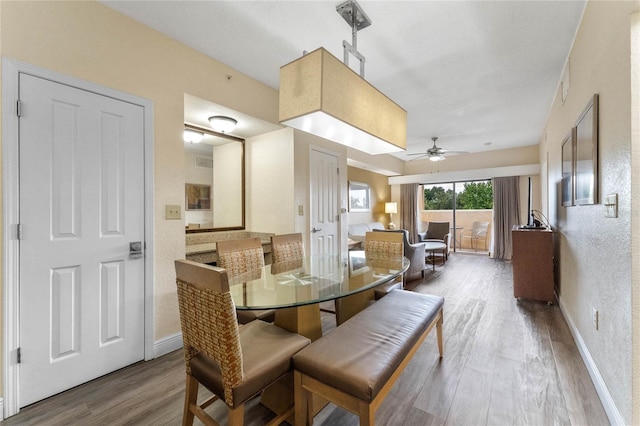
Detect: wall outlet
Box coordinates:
(592, 307, 599, 330)
(165, 204, 181, 220)
(298, 205, 304, 216)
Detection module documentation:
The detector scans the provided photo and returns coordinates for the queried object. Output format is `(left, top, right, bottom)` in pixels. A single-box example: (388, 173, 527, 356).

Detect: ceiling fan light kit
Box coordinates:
(408, 136, 469, 161)
(278, 0, 407, 155)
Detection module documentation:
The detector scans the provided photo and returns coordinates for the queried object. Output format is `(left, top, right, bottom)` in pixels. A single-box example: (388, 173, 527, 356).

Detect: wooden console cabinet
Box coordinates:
(512, 228, 554, 303)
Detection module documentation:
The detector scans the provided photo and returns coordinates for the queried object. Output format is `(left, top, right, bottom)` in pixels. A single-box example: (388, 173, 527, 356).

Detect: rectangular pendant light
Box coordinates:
(279, 47, 407, 155)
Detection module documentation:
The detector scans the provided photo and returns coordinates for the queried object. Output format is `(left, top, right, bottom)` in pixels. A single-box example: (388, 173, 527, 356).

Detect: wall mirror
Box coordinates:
(184, 123, 245, 232)
(561, 129, 575, 207)
(574, 94, 599, 205)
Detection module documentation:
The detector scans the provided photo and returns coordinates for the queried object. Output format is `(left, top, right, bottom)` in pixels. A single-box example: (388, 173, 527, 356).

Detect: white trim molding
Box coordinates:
(388, 164, 541, 185)
(1, 58, 155, 419)
(154, 333, 184, 358)
(558, 298, 624, 425)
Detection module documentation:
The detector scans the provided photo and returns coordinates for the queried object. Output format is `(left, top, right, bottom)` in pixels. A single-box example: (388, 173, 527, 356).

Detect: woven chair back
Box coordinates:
(271, 233, 305, 264)
(217, 237, 265, 277)
(174, 260, 243, 406)
(364, 231, 404, 260)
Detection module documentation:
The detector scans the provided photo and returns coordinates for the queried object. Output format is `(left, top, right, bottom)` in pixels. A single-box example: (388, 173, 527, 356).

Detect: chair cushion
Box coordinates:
(190, 319, 310, 408)
(293, 290, 444, 402)
(236, 309, 276, 325)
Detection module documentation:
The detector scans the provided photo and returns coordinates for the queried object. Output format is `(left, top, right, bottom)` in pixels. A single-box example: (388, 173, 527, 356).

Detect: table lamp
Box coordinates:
(385, 202, 398, 229)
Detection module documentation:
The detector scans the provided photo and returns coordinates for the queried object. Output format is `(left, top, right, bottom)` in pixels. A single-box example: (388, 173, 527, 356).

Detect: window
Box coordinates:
(423, 180, 493, 210)
(349, 181, 370, 212)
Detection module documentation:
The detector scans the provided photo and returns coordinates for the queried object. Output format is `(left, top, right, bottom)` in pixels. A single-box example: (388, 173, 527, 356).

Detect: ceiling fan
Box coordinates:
(407, 137, 469, 162)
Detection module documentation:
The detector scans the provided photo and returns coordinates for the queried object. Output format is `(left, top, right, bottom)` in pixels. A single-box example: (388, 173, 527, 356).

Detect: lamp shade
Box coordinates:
(385, 202, 397, 214)
(208, 115, 237, 133)
(279, 48, 407, 155)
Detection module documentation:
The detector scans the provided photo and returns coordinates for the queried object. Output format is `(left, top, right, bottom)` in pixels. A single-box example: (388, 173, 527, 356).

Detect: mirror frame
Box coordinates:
(184, 123, 245, 233)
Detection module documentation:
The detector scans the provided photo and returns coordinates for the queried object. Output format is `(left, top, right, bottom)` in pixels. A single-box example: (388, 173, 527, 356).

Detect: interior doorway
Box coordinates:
(2, 59, 155, 418)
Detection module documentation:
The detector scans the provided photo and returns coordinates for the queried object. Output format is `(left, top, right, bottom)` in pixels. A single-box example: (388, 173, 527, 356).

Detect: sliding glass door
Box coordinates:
(422, 180, 493, 253)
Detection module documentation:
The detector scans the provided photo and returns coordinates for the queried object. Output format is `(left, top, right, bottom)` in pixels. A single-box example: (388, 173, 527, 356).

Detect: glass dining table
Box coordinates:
(229, 250, 409, 341)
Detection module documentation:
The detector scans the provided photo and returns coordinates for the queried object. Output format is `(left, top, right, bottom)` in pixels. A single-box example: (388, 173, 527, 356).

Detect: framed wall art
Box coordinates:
(185, 183, 211, 210)
(561, 129, 575, 207)
(574, 94, 599, 205)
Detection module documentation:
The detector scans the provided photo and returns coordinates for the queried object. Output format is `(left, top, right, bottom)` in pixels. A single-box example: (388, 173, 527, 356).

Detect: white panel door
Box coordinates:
(18, 74, 145, 407)
(309, 148, 340, 256)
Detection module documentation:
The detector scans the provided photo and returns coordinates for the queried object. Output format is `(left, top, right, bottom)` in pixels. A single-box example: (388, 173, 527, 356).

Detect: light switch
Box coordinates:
(165, 204, 181, 220)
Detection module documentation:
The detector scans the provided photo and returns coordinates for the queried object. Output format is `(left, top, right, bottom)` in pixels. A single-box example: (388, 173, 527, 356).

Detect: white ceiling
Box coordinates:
(101, 0, 586, 162)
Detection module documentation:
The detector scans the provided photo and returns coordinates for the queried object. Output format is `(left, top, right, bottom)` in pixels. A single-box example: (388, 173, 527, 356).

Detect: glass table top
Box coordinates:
(229, 250, 409, 310)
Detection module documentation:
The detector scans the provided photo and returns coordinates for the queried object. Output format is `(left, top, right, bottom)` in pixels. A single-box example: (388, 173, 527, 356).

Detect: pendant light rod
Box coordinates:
(337, 0, 370, 78)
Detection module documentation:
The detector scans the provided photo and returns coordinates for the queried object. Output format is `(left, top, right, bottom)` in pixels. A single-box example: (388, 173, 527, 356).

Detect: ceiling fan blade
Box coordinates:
(441, 150, 469, 156)
(407, 152, 429, 156)
(409, 154, 428, 161)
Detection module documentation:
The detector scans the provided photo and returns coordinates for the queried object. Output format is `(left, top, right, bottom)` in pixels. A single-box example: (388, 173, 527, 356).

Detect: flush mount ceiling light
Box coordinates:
(279, 0, 407, 155)
(208, 115, 237, 134)
(183, 128, 204, 143)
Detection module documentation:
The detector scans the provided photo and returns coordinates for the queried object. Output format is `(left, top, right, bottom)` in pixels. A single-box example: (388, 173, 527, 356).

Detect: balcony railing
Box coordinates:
(420, 209, 492, 253)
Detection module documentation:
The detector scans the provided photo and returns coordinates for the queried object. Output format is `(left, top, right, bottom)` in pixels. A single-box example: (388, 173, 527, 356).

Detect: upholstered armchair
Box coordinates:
(418, 221, 451, 260)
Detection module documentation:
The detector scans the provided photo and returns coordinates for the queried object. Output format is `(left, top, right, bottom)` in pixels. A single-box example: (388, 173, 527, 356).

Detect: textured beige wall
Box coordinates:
(0, 1, 280, 340)
(246, 128, 295, 234)
(540, 1, 639, 422)
(631, 11, 640, 425)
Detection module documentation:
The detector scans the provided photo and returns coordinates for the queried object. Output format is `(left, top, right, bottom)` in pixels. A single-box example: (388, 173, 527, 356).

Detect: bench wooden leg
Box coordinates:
(358, 401, 374, 426)
(436, 310, 444, 358)
(294, 371, 309, 426)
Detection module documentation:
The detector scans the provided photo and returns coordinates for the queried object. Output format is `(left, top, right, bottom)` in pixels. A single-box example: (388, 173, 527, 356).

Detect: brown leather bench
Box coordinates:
(292, 290, 444, 425)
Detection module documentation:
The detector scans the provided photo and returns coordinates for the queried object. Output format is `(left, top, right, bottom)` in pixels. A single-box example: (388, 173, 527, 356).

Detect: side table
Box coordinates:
(424, 241, 447, 272)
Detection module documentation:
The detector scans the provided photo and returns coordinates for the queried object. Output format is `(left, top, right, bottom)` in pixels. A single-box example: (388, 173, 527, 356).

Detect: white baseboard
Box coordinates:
(558, 298, 624, 425)
(153, 332, 183, 358)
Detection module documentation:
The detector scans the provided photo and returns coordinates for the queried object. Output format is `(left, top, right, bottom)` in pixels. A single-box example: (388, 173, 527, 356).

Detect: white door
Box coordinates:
(18, 74, 145, 407)
(309, 148, 340, 256)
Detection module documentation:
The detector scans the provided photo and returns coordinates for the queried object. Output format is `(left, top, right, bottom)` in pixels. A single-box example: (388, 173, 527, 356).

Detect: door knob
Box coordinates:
(311, 227, 323, 233)
(129, 241, 143, 259)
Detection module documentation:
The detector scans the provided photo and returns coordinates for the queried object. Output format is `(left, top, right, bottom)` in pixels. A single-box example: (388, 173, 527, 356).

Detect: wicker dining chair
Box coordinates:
(174, 260, 310, 426)
(216, 238, 276, 324)
(270, 233, 304, 264)
(270, 232, 306, 275)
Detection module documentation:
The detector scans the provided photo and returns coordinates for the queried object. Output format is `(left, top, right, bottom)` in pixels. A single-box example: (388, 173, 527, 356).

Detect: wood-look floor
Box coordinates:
(1, 254, 609, 426)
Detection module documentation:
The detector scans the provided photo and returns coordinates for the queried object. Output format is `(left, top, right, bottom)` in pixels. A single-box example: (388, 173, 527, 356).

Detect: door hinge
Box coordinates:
(16, 100, 22, 117)
(17, 347, 21, 364)
(337, 167, 340, 175)
(17, 223, 23, 240)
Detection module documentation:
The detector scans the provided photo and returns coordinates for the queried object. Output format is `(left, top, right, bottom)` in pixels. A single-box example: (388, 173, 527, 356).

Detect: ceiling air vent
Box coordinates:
(195, 156, 213, 169)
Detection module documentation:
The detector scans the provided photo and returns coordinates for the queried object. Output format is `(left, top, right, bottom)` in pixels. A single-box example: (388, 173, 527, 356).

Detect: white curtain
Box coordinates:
(400, 183, 420, 243)
(492, 177, 520, 260)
